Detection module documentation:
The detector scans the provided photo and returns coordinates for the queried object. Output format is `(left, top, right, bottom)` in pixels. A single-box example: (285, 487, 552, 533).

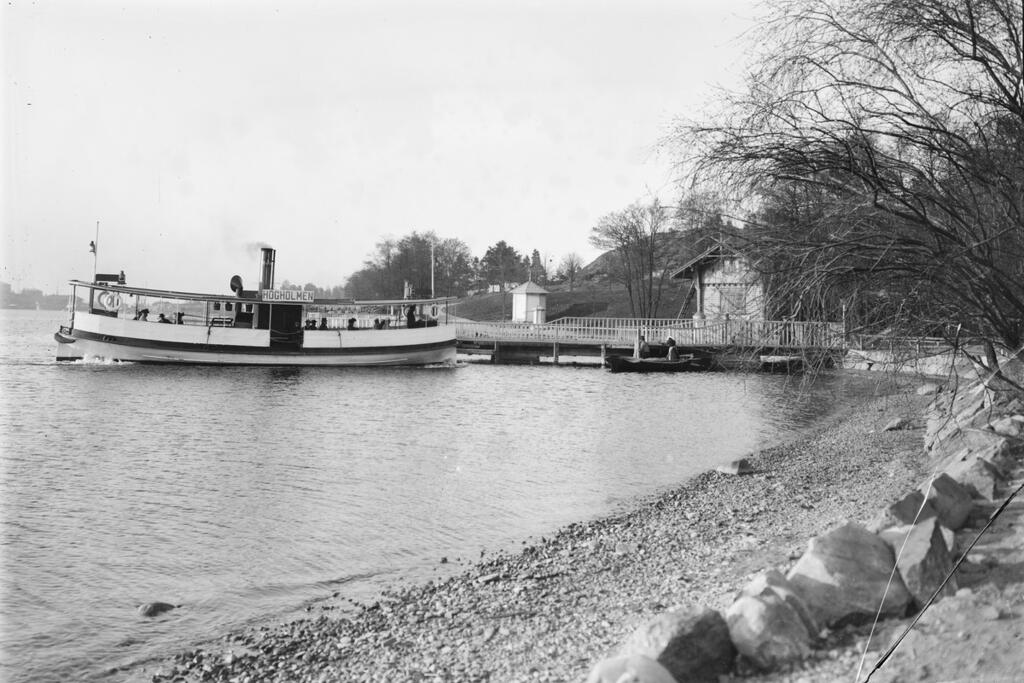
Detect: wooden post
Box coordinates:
(601, 344, 607, 364)
(634, 329, 640, 359)
(553, 342, 560, 364)
(493, 341, 501, 364)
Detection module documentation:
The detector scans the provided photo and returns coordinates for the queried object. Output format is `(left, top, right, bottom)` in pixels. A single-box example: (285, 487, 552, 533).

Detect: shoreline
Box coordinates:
(129, 376, 936, 682)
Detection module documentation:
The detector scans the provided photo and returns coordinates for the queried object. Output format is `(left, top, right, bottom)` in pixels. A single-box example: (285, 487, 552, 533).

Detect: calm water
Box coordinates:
(1, 309, 879, 681)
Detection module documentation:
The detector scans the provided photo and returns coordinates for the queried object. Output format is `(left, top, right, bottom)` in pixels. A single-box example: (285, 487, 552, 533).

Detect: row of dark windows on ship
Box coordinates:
(211, 302, 254, 314)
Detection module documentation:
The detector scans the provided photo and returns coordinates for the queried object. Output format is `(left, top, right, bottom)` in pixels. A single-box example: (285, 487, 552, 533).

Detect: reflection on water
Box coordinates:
(1, 310, 881, 682)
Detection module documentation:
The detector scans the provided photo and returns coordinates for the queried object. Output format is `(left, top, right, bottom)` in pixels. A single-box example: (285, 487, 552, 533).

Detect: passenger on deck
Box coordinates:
(175, 312, 185, 325)
(319, 317, 328, 330)
(157, 313, 171, 324)
(134, 309, 149, 321)
(347, 318, 357, 330)
(373, 318, 382, 330)
(305, 319, 317, 330)
(406, 305, 418, 328)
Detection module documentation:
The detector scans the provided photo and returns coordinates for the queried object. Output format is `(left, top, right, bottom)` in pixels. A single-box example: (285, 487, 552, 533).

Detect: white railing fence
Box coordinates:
(456, 319, 847, 349)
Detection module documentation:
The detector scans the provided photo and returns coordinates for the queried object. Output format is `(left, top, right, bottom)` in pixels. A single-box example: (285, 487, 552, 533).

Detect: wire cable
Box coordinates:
(854, 474, 936, 682)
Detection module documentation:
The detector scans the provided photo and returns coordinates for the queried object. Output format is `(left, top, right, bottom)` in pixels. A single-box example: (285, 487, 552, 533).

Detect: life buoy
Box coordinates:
(97, 291, 121, 310)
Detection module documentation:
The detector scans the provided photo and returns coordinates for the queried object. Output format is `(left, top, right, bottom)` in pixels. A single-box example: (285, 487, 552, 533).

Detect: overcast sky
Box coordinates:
(2, 0, 758, 295)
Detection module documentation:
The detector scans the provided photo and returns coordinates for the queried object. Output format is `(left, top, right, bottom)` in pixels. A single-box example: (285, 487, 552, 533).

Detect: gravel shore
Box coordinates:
(138, 378, 935, 683)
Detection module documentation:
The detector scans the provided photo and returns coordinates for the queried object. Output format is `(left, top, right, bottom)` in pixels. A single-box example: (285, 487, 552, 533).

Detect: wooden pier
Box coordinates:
(456, 317, 846, 366)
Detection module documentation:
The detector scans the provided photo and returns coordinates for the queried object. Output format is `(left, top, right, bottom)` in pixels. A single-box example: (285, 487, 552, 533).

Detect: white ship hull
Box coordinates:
(56, 311, 456, 366)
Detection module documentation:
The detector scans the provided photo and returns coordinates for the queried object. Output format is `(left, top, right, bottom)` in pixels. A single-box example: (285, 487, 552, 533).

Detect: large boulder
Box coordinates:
(620, 604, 735, 682)
(922, 474, 974, 530)
(931, 428, 1012, 469)
(983, 436, 1020, 469)
(945, 455, 1005, 501)
(726, 593, 812, 670)
(585, 654, 678, 683)
(925, 389, 993, 454)
(739, 569, 818, 635)
(924, 391, 953, 438)
(953, 384, 992, 414)
(866, 490, 939, 533)
(988, 415, 1024, 439)
(878, 517, 958, 606)
(786, 522, 912, 628)
(948, 438, 1016, 476)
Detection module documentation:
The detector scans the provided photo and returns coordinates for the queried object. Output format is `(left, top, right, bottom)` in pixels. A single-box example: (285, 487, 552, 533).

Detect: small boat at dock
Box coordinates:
(54, 247, 457, 366)
(605, 354, 711, 373)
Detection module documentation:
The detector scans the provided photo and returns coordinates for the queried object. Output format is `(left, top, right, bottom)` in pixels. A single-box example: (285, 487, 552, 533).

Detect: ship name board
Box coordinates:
(260, 289, 315, 302)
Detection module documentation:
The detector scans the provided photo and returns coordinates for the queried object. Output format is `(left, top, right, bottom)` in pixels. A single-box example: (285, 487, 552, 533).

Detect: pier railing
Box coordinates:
(456, 318, 846, 350)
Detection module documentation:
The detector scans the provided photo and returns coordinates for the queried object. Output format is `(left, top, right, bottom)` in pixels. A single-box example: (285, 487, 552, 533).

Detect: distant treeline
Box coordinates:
(0, 286, 75, 310)
(343, 231, 583, 301)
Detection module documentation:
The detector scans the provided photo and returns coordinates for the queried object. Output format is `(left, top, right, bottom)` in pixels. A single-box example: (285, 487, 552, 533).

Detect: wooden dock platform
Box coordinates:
(456, 317, 845, 366)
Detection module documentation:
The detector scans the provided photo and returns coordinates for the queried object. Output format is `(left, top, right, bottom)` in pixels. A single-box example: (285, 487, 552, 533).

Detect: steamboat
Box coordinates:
(54, 247, 456, 366)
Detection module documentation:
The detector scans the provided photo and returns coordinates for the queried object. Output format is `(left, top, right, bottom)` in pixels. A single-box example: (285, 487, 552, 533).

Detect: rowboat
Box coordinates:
(605, 354, 711, 373)
(54, 247, 457, 366)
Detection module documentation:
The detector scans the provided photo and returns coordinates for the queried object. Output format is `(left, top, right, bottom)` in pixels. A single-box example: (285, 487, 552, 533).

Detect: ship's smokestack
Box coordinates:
(259, 247, 276, 290)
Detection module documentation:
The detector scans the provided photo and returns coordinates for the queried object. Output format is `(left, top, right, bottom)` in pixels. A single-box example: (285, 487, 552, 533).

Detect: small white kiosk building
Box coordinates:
(510, 281, 549, 323)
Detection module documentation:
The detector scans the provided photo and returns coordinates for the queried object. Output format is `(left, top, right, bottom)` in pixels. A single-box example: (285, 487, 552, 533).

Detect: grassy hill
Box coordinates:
(452, 231, 713, 322)
(577, 229, 713, 281)
(452, 281, 697, 322)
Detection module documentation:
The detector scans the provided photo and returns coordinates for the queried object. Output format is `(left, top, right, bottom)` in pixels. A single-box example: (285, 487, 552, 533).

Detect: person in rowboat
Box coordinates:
(638, 335, 650, 359)
(666, 337, 679, 361)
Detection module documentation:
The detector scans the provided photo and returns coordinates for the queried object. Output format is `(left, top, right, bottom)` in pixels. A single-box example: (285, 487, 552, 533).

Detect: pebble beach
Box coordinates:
(123, 374, 949, 683)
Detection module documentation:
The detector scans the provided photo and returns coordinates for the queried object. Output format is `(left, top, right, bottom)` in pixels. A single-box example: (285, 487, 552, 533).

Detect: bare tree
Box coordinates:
(589, 199, 676, 318)
(556, 252, 584, 291)
(676, 0, 1024, 369)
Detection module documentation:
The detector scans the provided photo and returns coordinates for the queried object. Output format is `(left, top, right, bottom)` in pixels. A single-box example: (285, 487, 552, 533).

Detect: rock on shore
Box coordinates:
(747, 369, 1024, 683)
(786, 522, 913, 627)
